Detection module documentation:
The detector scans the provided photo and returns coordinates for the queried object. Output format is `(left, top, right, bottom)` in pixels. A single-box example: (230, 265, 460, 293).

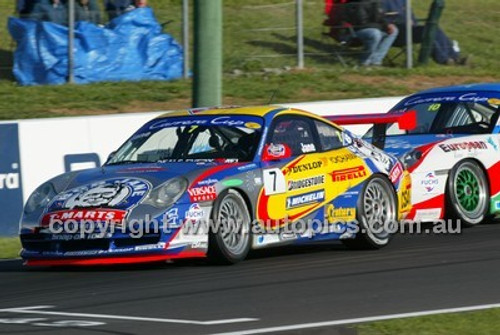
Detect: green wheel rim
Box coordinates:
(455, 168, 480, 212)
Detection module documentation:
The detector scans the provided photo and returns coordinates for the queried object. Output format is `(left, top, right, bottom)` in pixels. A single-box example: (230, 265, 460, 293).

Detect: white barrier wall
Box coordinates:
(0, 96, 403, 235)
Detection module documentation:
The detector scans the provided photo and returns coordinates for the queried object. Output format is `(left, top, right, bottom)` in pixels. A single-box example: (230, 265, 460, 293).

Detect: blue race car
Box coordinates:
(19, 106, 411, 266)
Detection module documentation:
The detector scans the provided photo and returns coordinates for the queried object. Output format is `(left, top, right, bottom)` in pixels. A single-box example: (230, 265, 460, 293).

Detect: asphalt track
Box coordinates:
(1, 223, 500, 335)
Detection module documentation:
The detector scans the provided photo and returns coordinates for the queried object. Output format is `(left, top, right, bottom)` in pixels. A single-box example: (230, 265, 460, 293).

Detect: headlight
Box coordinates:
(25, 182, 57, 214)
(401, 149, 423, 169)
(142, 177, 188, 208)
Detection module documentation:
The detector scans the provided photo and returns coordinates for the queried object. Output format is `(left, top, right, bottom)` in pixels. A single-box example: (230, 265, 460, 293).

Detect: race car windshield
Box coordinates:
(365, 101, 499, 138)
(107, 115, 264, 164)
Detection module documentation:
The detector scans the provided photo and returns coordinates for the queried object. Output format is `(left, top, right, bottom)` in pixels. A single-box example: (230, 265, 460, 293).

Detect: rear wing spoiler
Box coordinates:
(325, 111, 416, 149)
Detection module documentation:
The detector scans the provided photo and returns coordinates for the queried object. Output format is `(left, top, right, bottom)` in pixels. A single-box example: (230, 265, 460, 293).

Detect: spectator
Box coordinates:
(30, 0, 68, 25)
(105, 0, 132, 21)
(16, 0, 35, 18)
(132, 0, 148, 8)
(382, 0, 468, 65)
(75, 0, 101, 24)
(345, 0, 399, 66)
(124, 0, 149, 12)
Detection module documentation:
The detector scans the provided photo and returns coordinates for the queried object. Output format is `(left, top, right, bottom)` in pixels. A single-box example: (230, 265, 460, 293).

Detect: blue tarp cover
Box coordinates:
(8, 8, 184, 85)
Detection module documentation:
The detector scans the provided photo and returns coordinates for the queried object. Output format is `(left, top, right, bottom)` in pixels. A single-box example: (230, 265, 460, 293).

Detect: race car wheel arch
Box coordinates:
(342, 174, 397, 250)
(446, 159, 490, 227)
(207, 188, 252, 264)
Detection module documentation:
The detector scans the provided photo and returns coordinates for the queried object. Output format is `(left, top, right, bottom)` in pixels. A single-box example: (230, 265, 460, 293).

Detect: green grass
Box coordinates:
(0, 0, 499, 119)
(0, 238, 21, 259)
(357, 308, 500, 335)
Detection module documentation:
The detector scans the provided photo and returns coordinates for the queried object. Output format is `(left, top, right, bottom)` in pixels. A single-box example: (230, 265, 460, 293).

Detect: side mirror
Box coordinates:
(262, 143, 292, 162)
(105, 151, 117, 165)
(398, 110, 417, 131)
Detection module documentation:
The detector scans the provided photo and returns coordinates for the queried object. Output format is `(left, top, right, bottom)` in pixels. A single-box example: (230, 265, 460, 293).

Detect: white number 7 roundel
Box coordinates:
(263, 168, 286, 195)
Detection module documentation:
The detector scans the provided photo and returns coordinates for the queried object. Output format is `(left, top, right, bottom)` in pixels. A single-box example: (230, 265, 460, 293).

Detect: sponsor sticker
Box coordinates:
(165, 208, 180, 228)
(401, 179, 411, 210)
(414, 208, 442, 221)
(325, 204, 356, 223)
(222, 179, 244, 187)
(238, 163, 258, 171)
(267, 144, 286, 158)
(49, 178, 150, 212)
(329, 152, 357, 164)
(342, 132, 353, 146)
(185, 203, 204, 223)
(330, 166, 367, 182)
(404, 93, 490, 107)
(487, 137, 499, 151)
(279, 231, 298, 241)
(284, 160, 323, 175)
(439, 141, 488, 153)
(197, 178, 218, 186)
(245, 122, 262, 129)
(333, 207, 356, 222)
(187, 185, 217, 202)
(286, 190, 325, 209)
(300, 143, 316, 153)
(287, 175, 325, 191)
(421, 172, 439, 193)
(389, 162, 404, 183)
(41, 208, 127, 226)
(150, 116, 261, 130)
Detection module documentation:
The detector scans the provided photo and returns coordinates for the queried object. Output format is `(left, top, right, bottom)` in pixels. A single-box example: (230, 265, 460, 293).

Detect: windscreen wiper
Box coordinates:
(106, 160, 153, 166)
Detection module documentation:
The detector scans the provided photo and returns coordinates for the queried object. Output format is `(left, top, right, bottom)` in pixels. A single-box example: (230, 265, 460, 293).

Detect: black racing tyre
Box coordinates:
(446, 159, 489, 227)
(207, 189, 251, 264)
(342, 175, 397, 250)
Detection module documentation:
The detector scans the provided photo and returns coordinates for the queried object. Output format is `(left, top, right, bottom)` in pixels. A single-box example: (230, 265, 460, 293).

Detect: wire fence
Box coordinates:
(0, 0, 494, 84)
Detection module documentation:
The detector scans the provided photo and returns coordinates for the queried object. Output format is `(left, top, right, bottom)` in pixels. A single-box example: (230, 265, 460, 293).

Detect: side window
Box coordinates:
(269, 116, 318, 156)
(445, 104, 474, 128)
(314, 120, 344, 151)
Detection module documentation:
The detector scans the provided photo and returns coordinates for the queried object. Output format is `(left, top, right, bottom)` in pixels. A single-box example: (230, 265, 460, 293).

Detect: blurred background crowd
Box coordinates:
(16, 0, 148, 25)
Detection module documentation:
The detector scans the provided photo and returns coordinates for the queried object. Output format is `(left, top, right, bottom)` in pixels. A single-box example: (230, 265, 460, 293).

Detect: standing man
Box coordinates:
(346, 0, 398, 66)
(75, 0, 101, 24)
(30, 0, 68, 25)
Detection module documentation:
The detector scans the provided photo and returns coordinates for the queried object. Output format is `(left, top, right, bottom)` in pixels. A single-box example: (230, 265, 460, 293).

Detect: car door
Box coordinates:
(313, 119, 370, 223)
(257, 115, 328, 228)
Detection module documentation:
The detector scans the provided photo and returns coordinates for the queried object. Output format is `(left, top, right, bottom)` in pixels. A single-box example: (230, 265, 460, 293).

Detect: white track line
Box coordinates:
(0, 305, 258, 326)
(211, 303, 500, 335)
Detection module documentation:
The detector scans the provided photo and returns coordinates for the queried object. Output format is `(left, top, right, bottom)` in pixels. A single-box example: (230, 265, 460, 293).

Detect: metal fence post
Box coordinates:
(296, 0, 304, 69)
(67, 0, 75, 83)
(193, 0, 222, 108)
(182, 0, 189, 79)
(405, 0, 413, 69)
(418, 0, 445, 65)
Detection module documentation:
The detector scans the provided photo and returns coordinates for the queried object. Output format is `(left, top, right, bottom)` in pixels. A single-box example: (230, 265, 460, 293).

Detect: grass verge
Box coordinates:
(357, 308, 500, 335)
(0, 237, 21, 259)
(0, 0, 498, 119)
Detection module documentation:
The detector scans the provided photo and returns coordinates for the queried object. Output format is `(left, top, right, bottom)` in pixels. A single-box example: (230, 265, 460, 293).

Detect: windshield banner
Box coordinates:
(147, 115, 264, 131)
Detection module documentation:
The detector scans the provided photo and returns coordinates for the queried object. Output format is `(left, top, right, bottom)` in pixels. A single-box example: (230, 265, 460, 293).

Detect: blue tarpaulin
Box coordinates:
(8, 8, 184, 85)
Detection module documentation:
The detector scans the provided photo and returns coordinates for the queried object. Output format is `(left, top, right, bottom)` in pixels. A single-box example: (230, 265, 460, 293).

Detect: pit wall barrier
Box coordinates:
(0, 96, 402, 236)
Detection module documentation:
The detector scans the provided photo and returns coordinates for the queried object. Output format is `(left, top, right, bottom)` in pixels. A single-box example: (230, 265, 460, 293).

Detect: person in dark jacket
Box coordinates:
(75, 0, 101, 24)
(382, 0, 467, 65)
(346, 0, 399, 66)
(30, 0, 68, 25)
(105, 0, 132, 21)
(17, 0, 36, 18)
